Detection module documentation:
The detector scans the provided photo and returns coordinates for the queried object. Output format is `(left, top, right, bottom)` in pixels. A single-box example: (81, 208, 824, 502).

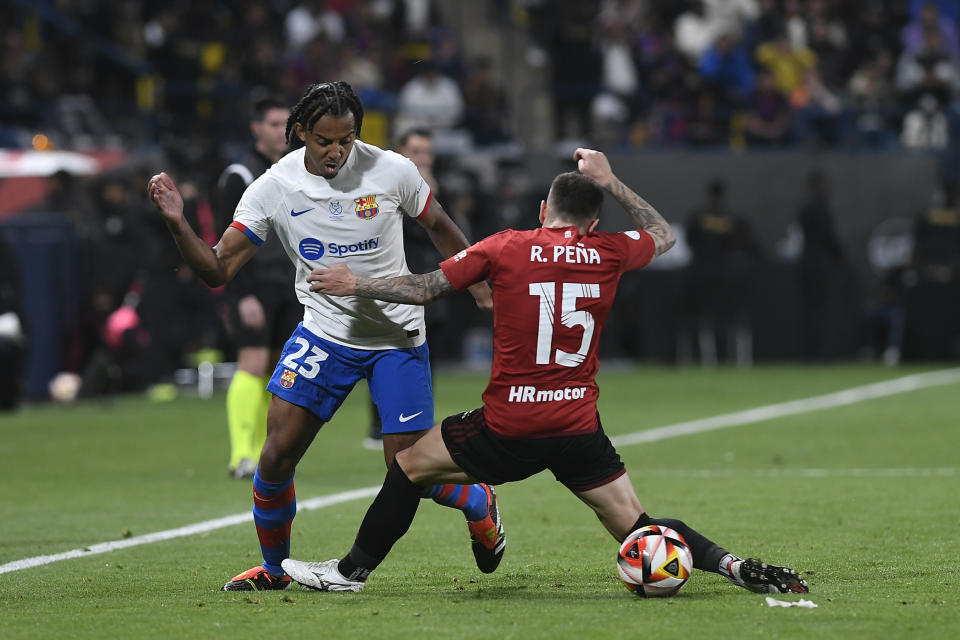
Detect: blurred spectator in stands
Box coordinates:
(526, 0, 602, 142)
(704, 0, 760, 39)
(394, 59, 464, 135)
(901, 92, 951, 149)
(683, 178, 762, 367)
(137, 174, 221, 384)
(675, 0, 719, 63)
(0, 233, 26, 410)
(755, 30, 817, 98)
(698, 28, 755, 109)
(781, 0, 808, 48)
(895, 28, 959, 107)
(902, 1, 959, 60)
(430, 28, 468, 84)
(848, 49, 896, 148)
(805, 0, 848, 92)
(742, 68, 794, 146)
(685, 85, 729, 146)
(462, 57, 511, 146)
(592, 19, 641, 148)
(286, 34, 334, 100)
(909, 0, 960, 22)
(795, 170, 845, 360)
(0, 28, 36, 146)
(644, 30, 700, 144)
(750, 0, 784, 48)
(285, 0, 345, 51)
(791, 67, 844, 147)
(390, 0, 442, 43)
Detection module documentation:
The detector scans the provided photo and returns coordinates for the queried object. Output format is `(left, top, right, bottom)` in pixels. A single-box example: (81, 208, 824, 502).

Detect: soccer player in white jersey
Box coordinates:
(147, 81, 504, 591)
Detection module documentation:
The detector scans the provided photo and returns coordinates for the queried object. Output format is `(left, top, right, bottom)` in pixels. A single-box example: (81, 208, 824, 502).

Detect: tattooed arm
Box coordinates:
(307, 263, 455, 305)
(574, 148, 676, 256)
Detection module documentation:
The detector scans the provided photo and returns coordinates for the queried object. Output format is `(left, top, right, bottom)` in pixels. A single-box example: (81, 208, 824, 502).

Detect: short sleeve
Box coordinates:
(394, 155, 432, 219)
(439, 234, 500, 291)
(617, 229, 657, 272)
(232, 173, 283, 245)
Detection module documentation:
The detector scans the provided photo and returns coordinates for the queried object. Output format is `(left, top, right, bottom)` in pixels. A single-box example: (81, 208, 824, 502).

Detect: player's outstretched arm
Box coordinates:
(573, 148, 676, 256)
(147, 172, 257, 286)
(307, 264, 455, 305)
(415, 199, 493, 311)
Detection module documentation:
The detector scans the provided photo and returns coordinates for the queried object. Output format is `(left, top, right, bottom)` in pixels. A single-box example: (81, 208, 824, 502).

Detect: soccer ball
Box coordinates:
(617, 525, 693, 597)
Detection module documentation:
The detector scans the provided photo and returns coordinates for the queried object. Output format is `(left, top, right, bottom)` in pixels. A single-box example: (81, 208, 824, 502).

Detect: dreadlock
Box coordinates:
(285, 81, 364, 145)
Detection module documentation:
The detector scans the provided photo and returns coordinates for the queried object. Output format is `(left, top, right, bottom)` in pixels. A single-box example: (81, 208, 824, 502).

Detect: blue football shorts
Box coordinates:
(267, 323, 434, 433)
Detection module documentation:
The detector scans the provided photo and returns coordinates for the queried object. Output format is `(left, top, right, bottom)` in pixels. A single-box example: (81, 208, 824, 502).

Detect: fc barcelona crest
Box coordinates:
(280, 369, 297, 389)
(354, 195, 380, 219)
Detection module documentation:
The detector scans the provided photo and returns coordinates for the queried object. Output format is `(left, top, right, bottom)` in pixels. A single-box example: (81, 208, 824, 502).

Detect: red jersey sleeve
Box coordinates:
(617, 230, 657, 272)
(439, 233, 502, 290)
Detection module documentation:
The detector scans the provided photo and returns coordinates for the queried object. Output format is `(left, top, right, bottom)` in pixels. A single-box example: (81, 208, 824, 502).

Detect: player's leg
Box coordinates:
(282, 422, 474, 591)
(558, 419, 806, 594)
(370, 346, 499, 570)
(223, 395, 322, 591)
(371, 345, 490, 520)
(224, 324, 360, 591)
(571, 475, 806, 593)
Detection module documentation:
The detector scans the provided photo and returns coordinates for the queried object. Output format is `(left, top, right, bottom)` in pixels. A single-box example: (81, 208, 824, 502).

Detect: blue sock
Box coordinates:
(423, 483, 490, 521)
(252, 469, 296, 576)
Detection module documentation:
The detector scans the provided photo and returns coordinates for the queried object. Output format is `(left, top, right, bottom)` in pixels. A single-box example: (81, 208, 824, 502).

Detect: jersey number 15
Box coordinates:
(529, 282, 600, 368)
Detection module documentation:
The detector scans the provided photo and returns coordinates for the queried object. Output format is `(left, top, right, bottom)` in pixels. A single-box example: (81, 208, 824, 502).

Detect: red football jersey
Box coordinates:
(440, 225, 656, 438)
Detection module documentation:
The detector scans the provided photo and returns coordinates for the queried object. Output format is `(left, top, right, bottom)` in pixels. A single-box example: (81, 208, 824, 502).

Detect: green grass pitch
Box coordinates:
(1, 364, 958, 639)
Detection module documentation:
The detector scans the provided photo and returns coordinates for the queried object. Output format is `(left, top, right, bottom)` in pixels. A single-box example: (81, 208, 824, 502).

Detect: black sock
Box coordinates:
(337, 460, 423, 581)
(630, 513, 731, 574)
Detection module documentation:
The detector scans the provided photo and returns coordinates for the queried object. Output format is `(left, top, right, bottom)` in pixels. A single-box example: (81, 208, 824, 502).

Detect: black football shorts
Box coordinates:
(440, 407, 626, 491)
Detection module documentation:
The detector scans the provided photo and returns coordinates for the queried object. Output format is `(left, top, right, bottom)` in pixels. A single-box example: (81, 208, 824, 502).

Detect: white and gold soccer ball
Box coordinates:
(617, 525, 693, 597)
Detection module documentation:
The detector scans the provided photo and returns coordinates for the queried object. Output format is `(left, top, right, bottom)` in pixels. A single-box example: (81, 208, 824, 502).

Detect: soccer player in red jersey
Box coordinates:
(281, 148, 809, 595)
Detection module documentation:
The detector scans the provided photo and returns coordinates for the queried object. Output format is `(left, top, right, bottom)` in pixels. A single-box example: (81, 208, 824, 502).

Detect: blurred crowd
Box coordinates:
(2, 0, 960, 406)
(522, 0, 960, 150)
(6, 1, 960, 155)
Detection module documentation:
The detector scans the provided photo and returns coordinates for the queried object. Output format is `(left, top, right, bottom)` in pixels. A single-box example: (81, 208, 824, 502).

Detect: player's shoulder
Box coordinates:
(238, 150, 302, 208)
(592, 229, 646, 244)
(356, 140, 414, 170)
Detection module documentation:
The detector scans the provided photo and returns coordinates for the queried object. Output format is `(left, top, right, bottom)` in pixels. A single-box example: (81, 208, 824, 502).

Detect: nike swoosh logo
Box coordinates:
(398, 411, 424, 423)
(290, 208, 314, 217)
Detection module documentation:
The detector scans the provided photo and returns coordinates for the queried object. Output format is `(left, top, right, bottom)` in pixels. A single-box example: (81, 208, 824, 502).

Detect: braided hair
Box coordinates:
(285, 81, 364, 145)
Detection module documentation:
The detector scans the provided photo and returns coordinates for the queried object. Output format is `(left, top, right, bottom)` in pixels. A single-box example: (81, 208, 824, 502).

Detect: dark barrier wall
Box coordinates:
(0, 215, 80, 399)
(527, 150, 940, 268)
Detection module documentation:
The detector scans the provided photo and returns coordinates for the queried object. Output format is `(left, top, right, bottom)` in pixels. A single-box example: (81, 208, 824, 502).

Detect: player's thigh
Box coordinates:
(382, 430, 425, 467)
(367, 343, 434, 434)
(550, 420, 626, 492)
(397, 424, 474, 486)
(260, 394, 324, 480)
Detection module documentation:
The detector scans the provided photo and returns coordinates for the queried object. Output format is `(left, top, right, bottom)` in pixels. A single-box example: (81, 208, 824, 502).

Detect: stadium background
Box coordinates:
(2, 0, 960, 405)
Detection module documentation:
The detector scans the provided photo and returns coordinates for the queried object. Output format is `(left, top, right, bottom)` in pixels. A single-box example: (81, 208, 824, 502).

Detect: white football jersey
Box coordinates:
(232, 140, 431, 349)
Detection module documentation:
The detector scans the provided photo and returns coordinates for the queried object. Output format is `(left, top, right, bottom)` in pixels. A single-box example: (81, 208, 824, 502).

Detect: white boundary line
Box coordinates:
(3, 367, 958, 576)
(609, 367, 960, 447)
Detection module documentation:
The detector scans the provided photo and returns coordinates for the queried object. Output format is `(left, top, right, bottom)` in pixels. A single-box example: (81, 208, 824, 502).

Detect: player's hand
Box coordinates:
(147, 172, 185, 225)
(238, 295, 266, 329)
(467, 281, 493, 313)
(573, 148, 614, 188)
(307, 263, 357, 296)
